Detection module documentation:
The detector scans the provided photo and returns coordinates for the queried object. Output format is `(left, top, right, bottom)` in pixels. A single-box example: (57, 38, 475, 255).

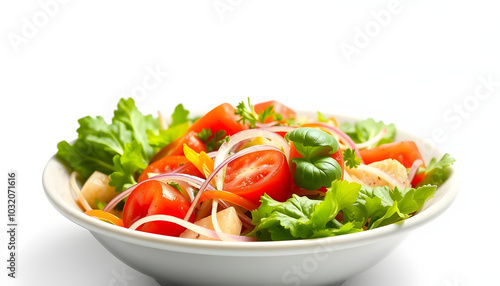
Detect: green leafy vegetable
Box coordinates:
(250, 180, 437, 241)
(56, 98, 186, 192)
(340, 118, 396, 147)
(343, 184, 437, 229)
(343, 148, 362, 168)
(146, 104, 190, 151)
(112, 98, 160, 159)
(417, 153, 455, 187)
(285, 127, 342, 190)
(249, 181, 363, 241)
(108, 141, 149, 192)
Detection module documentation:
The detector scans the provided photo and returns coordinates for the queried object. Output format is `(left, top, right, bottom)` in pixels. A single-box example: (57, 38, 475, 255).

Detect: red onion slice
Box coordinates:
(128, 214, 257, 242)
(407, 159, 424, 184)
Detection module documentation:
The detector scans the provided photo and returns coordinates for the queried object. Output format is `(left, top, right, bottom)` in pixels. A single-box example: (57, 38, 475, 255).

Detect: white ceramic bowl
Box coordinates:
(42, 115, 458, 286)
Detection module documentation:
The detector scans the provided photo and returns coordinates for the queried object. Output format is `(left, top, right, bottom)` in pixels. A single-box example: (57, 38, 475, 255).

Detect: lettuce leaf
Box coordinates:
(56, 98, 188, 192)
(417, 153, 455, 187)
(340, 118, 396, 147)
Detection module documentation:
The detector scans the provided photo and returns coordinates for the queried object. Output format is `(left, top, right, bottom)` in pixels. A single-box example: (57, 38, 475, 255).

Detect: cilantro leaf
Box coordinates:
(249, 181, 362, 241)
(343, 184, 437, 229)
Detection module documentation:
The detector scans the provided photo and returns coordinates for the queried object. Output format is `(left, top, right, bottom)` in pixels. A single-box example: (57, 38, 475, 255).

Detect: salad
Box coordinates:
(56, 98, 454, 242)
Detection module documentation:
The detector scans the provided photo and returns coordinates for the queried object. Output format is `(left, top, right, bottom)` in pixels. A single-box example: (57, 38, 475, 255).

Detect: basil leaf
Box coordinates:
(291, 156, 342, 190)
(285, 127, 338, 159)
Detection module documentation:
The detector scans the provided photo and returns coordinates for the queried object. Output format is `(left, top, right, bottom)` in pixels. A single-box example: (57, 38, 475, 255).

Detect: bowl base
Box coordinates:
(155, 279, 345, 286)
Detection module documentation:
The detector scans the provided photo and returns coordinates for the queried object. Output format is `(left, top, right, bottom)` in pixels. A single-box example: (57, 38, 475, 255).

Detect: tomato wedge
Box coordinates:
(138, 155, 203, 182)
(150, 131, 206, 163)
(360, 140, 425, 187)
(254, 100, 296, 124)
(122, 180, 194, 237)
(187, 103, 247, 136)
(223, 150, 292, 205)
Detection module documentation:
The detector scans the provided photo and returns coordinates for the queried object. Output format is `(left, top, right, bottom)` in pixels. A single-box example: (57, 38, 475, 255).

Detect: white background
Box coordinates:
(1, 1, 499, 285)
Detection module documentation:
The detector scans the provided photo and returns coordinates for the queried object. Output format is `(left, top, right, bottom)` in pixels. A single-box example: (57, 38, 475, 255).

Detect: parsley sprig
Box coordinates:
(343, 148, 362, 169)
(235, 98, 281, 128)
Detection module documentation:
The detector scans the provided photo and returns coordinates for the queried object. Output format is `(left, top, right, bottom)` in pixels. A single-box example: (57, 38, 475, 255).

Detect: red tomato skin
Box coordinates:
(138, 155, 203, 182)
(360, 140, 425, 187)
(289, 143, 345, 192)
(150, 131, 206, 163)
(223, 150, 293, 205)
(123, 180, 193, 237)
(254, 100, 296, 123)
(187, 103, 247, 136)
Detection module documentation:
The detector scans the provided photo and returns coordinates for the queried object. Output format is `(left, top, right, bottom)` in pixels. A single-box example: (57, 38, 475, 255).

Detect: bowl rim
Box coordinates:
(42, 113, 459, 256)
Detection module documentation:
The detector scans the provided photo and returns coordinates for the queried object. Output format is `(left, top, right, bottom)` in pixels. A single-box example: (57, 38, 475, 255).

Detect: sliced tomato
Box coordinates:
(360, 140, 425, 187)
(187, 103, 247, 136)
(150, 131, 206, 163)
(289, 142, 345, 193)
(223, 150, 292, 205)
(254, 100, 296, 124)
(138, 155, 203, 182)
(122, 180, 194, 237)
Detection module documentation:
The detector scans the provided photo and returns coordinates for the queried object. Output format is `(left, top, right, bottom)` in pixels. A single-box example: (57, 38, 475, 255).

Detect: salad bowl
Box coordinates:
(42, 113, 458, 286)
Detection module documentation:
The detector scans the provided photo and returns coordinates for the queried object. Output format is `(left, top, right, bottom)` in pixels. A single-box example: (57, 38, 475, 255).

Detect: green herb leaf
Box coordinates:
(291, 157, 342, 190)
(343, 148, 362, 168)
(285, 127, 339, 159)
(285, 127, 342, 190)
(344, 184, 437, 229)
(196, 128, 228, 152)
(249, 181, 362, 241)
(235, 98, 260, 128)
